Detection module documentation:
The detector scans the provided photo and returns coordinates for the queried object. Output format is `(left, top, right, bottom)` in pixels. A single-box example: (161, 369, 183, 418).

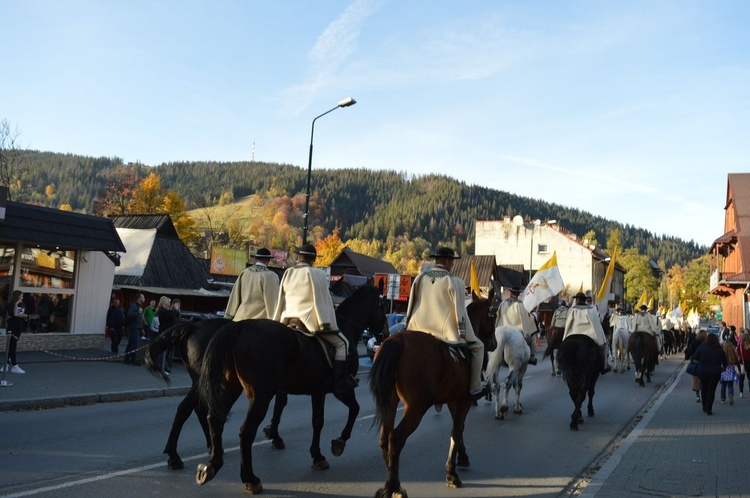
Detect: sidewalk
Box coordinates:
(0, 347, 192, 412)
(1, 346, 747, 496)
(581, 361, 750, 497)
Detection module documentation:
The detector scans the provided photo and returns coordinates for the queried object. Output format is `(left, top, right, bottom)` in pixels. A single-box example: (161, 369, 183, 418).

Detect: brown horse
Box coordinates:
(546, 326, 564, 376)
(628, 332, 658, 387)
(368, 296, 495, 497)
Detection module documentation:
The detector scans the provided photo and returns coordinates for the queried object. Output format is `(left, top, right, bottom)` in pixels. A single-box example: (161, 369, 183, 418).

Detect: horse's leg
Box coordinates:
(262, 391, 287, 450)
(376, 395, 402, 498)
(378, 404, 427, 498)
(500, 370, 512, 419)
(445, 399, 471, 489)
(309, 393, 329, 470)
(514, 366, 526, 414)
(331, 387, 360, 457)
(587, 375, 597, 417)
(567, 380, 585, 430)
(196, 382, 242, 486)
(238, 392, 274, 495)
(163, 385, 199, 470)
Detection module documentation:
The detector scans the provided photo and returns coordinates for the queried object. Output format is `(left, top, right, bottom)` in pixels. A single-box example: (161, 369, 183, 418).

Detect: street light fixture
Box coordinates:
(302, 97, 357, 245)
(514, 216, 556, 283)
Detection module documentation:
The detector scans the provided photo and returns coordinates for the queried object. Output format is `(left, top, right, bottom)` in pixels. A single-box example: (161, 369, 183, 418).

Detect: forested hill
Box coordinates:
(16, 150, 704, 268)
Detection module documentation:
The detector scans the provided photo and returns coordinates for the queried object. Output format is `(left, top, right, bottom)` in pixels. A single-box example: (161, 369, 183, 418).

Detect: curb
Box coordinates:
(0, 386, 191, 412)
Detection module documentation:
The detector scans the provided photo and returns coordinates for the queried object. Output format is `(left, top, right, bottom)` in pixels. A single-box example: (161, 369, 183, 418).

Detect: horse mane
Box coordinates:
(335, 284, 377, 315)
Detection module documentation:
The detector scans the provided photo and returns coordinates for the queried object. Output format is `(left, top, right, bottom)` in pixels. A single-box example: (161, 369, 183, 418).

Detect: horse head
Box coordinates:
(336, 285, 388, 344)
(467, 295, 497, 352)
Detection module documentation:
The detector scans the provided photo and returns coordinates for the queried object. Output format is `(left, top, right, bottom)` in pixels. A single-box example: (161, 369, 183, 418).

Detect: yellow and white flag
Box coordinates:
(522, 252, 565, 313)
(596, 251, 617, 317)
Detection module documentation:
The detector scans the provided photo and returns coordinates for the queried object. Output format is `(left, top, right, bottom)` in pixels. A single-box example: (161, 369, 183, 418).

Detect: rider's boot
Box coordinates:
(527, 355, 538, 366)
(333, 360, 357, 398)
(599, 344, 612, 374)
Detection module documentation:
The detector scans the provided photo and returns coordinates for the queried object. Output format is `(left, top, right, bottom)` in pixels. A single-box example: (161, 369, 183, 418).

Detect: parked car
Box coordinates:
(705, 323, 721, 335)
(367, 322, 406, 360)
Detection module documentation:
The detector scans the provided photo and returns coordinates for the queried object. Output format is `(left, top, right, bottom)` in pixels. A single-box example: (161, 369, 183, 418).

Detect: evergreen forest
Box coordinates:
(14, 150, 705, 270)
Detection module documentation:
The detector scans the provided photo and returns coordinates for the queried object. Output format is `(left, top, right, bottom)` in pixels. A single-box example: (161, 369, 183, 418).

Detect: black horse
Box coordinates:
(629, 331, 658, 387)
(262, 286, 389, 450)
(545, 334, 602, 430)
(144, 318, 231, 470)
(196, 285, 388, 494)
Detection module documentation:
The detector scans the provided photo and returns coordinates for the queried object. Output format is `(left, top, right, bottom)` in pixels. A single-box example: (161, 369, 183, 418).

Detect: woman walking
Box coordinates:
(720, 341, 740, 405)
(685, 329, 707, 403)
(4, 290, 28, 374)
(693, 333, 727, 415)
(737, 331, 750, 398)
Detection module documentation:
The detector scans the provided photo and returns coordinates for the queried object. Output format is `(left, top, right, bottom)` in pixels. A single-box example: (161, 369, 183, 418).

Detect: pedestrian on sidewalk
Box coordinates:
(156, 296, 179, 374)
(124, 293, 145, 365)
(4, 290, 28, 374)
(106, 299, 124, 354)
(720, 341, 740, 405)
(736, 330, 750, 398)
(693, 333, 727, 415)
(685, 328, 706, 403)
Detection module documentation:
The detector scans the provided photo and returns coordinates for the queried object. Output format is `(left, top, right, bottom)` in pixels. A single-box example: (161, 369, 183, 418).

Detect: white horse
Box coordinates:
(484, 326, 530, 420)
(611, 328, 631, 374)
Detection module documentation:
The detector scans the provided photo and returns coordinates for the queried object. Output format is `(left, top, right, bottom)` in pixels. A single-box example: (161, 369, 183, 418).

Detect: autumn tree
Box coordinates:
(93, 166, 140, 216)
(619, 248, 659, 305)
(0, 119, 24, 200)
(162, 190, 199, 249)
(315, 229, 345, 267)
(581, 230, 600, 249)
(606, 228, 622, 256)
(130, 172, 165, 213)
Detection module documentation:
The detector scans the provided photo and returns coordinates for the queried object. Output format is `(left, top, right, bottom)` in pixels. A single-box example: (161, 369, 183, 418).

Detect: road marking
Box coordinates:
(2, 408, 389, 497)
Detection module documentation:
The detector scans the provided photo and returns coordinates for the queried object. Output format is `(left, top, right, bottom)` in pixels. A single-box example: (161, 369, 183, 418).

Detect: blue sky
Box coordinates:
(4, 1, 749, 247)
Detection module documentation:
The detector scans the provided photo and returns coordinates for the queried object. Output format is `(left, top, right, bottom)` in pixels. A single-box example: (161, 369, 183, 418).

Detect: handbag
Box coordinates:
(686, 361, 698, 376)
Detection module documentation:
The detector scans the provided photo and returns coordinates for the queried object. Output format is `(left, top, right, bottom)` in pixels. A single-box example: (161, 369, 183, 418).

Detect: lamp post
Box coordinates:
(514, 216, 556, 283)
(302, 97, 357, 245)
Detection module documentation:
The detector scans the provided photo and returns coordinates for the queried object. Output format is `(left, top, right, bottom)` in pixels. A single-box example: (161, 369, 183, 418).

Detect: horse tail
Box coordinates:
(485, 327, 507, 382)
(369, 336, 402, 429)
(198, 321, 239, 422)
(556, 337, 584, 383)
(144, 321, 193, 384)
(543, 331, 556, 359)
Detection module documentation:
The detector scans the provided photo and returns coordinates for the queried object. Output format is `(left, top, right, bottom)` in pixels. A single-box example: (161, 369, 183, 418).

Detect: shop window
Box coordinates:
(25, 292, 72, 333)
(20, 247, 76, 289)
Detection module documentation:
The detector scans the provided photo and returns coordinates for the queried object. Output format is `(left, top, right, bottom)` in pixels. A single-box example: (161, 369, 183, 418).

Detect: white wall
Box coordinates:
(71, 251, 116, 335)
(475, 220, 596, 295)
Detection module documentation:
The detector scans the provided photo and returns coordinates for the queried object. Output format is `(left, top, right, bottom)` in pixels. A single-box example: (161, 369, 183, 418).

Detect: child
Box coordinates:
(720, 341, 740, 405)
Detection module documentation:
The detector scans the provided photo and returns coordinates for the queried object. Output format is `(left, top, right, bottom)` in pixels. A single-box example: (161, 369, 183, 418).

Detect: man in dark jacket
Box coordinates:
(106, 299, 125, 354)
(124, 293, 145, 365)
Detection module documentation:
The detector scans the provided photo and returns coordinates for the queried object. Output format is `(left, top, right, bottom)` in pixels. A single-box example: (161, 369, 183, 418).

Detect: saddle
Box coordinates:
(287, 318, 335, 368)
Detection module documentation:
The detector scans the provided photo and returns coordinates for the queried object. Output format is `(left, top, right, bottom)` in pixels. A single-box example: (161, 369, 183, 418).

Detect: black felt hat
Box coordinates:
(251, 247, 273, 259)
(574, 292, 587, 301)
(428, 247, 461, 259)
(295, 243, 317, 256)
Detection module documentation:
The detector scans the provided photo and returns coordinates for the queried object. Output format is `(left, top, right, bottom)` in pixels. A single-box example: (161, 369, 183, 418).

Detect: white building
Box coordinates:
(475, 217, 623, 303)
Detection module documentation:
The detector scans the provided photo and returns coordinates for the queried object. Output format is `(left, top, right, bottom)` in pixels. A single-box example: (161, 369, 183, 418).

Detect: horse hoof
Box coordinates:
(456, 454, 470, 468)
(244, 481, 263, 494)
(434, 403, 443, 413)
(331, 437, 346, 457)
(196, 463, 214, 485)
(262, 424, 273, 440)
(588, 410, 595, 417)
(271, 438, 285, 450)
(514, 408, 523, 414)
(570, 424, 579, 431)
(167, 455, 184, 470)
(312, 458, 330, 470)
(446, 474, 463, 488)
(495, 414, 505, 420)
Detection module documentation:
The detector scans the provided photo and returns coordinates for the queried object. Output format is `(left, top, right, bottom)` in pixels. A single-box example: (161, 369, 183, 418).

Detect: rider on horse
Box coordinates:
(273, 243, 355, 398)
(496, 286, 539, 365)
(224, 247, 279, 321)
(630, 304, 660, 352)
(404, 246, 487, 401)
(550, 299, 569, 339)
(563, 292, 612, 374)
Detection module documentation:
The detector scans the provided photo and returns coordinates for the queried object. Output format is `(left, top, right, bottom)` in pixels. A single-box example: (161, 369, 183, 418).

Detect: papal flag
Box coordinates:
(596, 250, 617, 317)
(671, 304, 683, 318)
(522, 252, 565, 313)
(469, 259, 481, 297)
(647, 298, 654, 310)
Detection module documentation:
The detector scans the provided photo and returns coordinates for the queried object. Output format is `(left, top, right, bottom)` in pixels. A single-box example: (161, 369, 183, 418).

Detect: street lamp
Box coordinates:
(302, 97, 357, 245)
(514, 216, 556, 283)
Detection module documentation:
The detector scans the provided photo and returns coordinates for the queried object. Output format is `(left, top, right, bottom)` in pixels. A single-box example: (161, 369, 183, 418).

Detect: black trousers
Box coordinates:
(109, 326, 123, 354)
(699, 372, 721, 413)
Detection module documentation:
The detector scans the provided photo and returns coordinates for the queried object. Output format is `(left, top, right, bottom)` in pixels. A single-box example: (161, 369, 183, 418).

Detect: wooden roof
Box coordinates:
(329, 247, 397, 277)
(451, 255, 499, 287)
(0, 201, 125, 252)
